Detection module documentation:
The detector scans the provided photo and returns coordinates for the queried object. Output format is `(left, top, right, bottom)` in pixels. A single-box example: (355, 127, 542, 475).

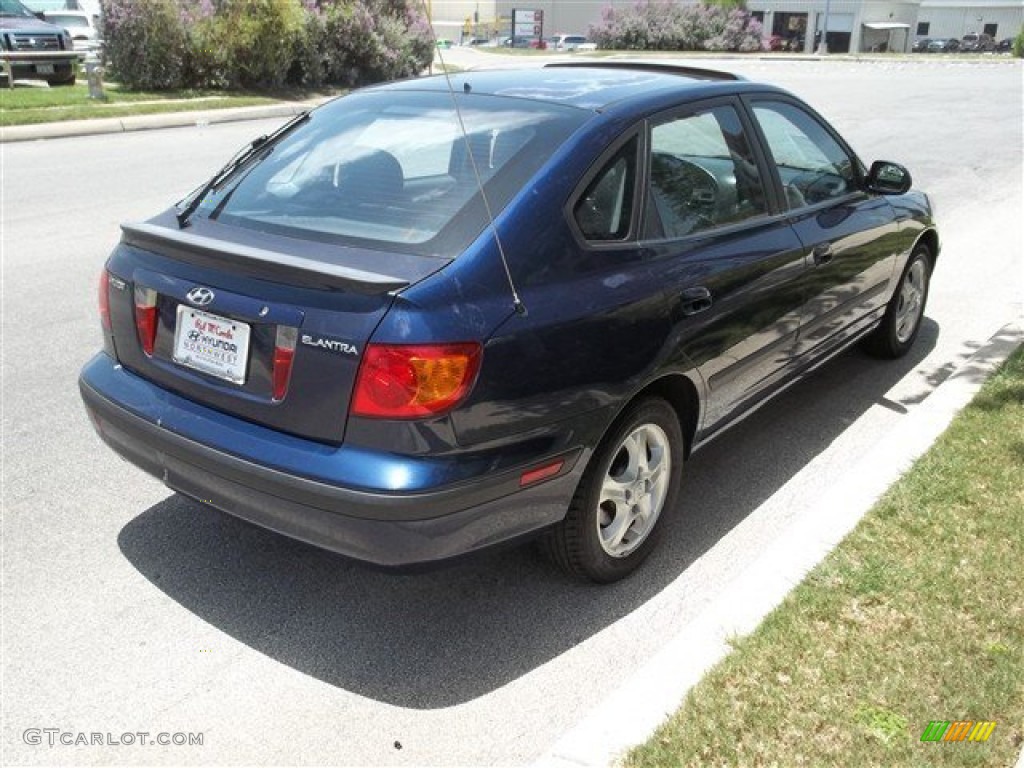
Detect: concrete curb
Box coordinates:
(535, 319, 1024, 768)
(0, 100, 328, 143)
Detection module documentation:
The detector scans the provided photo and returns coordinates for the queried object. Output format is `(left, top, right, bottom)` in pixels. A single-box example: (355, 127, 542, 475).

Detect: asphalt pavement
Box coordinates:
(2, 55, 1022, 766)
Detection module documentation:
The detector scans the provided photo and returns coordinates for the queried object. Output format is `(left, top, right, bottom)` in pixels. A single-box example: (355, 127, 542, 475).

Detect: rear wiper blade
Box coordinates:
(176, 110, 311, 229)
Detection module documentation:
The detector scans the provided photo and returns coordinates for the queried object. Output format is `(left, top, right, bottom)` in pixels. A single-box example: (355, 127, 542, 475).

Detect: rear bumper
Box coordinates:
(79, 355, 582, 568)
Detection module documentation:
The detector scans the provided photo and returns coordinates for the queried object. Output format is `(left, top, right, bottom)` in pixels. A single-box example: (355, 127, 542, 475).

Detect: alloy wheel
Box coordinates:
(895, 258, 927, 343)
(596, 423, 671, 558)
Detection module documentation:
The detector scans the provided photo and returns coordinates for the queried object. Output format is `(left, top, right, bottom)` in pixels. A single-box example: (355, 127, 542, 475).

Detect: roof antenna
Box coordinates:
(420, 5, 526, 316)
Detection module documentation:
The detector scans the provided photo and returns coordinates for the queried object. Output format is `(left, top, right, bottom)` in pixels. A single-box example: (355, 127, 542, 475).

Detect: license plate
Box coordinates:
(173, 306, 251, 385)
(36, 64, 54, 74)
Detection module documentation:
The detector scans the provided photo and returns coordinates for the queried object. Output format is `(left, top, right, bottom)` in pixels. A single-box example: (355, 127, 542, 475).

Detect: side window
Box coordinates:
(645, 105, 767, 240)
(752, 101, 858, 209)
(574, 137, 637, 241)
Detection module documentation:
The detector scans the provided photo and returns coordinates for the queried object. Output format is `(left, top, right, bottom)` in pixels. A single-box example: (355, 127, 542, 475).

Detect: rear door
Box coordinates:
(744, 96, 899, 361)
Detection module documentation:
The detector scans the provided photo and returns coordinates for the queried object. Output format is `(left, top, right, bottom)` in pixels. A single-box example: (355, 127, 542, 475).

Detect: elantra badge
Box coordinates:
(186, 287, 215, 307)
(300, 334, 359, 356)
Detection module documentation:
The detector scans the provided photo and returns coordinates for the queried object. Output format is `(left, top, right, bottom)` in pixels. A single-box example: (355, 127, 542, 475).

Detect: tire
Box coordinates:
(863, 243, 932, 359)
(543, 397, 684, 583)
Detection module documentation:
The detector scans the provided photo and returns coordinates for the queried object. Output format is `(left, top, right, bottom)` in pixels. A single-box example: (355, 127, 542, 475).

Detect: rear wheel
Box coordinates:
(543, 397, 684, 583)
(863, 243, 932, 359)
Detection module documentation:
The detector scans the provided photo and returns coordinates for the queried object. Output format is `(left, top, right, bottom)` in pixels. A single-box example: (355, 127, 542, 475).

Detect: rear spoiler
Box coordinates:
(545, 61, 745, 81)
(120, 221, 411, 294)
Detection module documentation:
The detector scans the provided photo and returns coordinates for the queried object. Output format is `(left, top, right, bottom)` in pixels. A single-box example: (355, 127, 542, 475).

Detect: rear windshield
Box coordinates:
(199, 90, 588, 256)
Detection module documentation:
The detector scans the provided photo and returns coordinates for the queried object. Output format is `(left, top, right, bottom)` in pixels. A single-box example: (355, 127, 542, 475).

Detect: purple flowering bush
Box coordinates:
(319, 0, 433, 87)
(213, 0, 306, 88)
(101, 0, 434, 90)
(704, 8, 764, 51)
(101, 0, 187, 89)
(290, 4, 329, 86)
(181, 0, 226, 88)
(590, 1, 764, 52)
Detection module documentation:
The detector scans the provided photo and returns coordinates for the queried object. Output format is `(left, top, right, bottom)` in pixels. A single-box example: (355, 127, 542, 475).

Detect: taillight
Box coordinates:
(272, 326, 298, 401)
(351, 342, 482, 418)
(133, 285, 158, 356)
(98, 269, 111, 331)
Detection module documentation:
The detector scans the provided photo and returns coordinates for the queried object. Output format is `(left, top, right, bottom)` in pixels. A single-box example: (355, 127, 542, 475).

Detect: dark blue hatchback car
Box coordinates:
(79, 63, 939, 582)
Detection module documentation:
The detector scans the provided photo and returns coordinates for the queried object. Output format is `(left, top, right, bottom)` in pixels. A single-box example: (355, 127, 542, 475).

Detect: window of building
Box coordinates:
(916, 22, 930, 36)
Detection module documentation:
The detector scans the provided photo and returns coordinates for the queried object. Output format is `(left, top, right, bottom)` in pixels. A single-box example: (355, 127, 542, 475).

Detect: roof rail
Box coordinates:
(544, 60, 745, 82)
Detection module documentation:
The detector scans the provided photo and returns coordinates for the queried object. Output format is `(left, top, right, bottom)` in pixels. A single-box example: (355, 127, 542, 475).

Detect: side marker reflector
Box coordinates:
(520, 460, 564, 487)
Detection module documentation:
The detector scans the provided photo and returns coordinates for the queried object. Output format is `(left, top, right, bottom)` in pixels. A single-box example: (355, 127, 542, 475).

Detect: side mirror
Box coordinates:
(866, 161, 912, 195)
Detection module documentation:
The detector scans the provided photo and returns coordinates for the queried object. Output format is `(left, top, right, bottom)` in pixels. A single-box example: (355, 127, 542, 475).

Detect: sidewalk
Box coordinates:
(0, 97, 330, 143)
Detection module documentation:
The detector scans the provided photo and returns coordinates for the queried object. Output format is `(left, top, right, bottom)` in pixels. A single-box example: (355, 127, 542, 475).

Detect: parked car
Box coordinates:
(960, 32, 996, 52)
(79, 62, 939, 583)
(927, 37, 960, 52)
(505, 36, 544, 49)
(911, 37, 932, 52)
(995, 37, 1013, 53)
(0, 0, 78, 84)
(42, 9, 100, 54)
(549, 34, 596, 51)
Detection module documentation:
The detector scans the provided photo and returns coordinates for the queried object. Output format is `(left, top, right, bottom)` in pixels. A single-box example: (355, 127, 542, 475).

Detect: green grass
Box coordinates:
(627, 346, 1024, 768)
(0, 82, 339, 127)
(475, 46, 552, 56)
(430, 62, 466, 73)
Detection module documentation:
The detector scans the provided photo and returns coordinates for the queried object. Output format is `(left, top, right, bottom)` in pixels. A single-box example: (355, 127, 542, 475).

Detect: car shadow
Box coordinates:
(119, 318, 954, 709)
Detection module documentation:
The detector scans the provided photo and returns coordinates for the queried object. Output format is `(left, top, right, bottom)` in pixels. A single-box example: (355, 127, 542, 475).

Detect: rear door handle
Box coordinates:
(812, 243, 834, 266)
(680, 286, 713, 316)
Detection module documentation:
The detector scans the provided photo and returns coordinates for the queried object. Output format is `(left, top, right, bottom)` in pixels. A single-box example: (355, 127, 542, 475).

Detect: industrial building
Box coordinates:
(915, 0, 1022, 42)
(426, 0, 1022, 51)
